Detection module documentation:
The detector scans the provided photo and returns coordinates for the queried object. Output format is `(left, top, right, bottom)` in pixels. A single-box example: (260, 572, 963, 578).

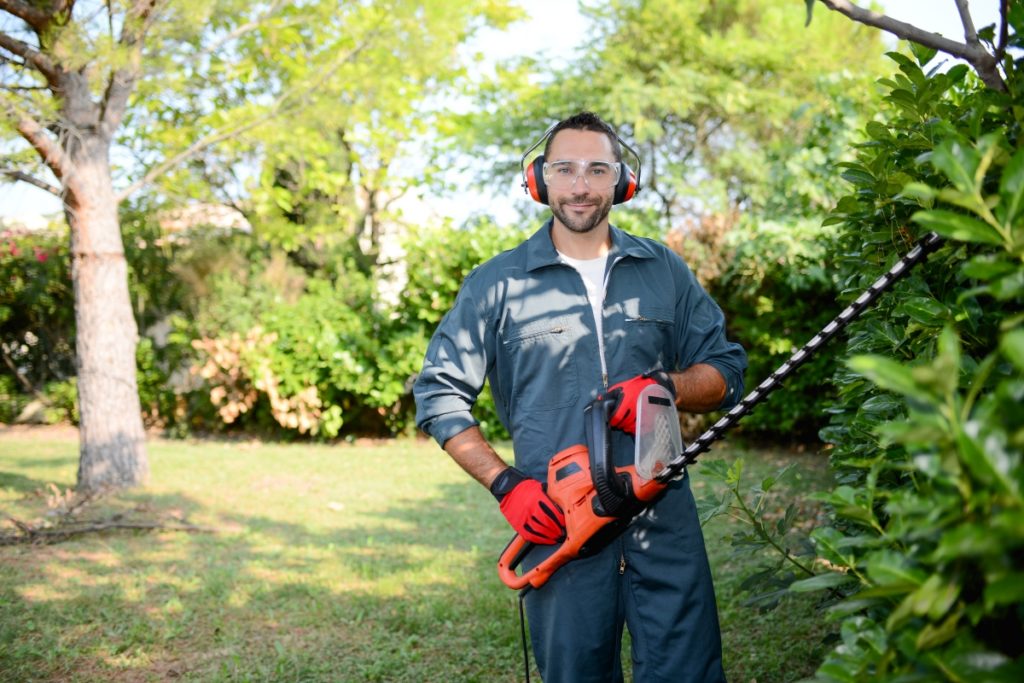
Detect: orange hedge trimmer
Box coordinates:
(498, 232, 942, 592)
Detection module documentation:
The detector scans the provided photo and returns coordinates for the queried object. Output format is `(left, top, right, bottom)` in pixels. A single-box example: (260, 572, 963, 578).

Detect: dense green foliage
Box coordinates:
(705, 43, 1024, 681)
(1, 0, 888, 445)
(803, 48, 1024, 681)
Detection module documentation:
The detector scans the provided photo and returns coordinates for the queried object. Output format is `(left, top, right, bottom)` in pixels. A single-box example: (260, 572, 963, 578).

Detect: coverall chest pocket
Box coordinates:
(625, 304, 674, 370)
(501, 317, 581, 412)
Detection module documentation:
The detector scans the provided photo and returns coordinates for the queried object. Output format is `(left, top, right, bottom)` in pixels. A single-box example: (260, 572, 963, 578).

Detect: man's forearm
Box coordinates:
(443, 426, 510, 489)
(668, 363, 727, 413)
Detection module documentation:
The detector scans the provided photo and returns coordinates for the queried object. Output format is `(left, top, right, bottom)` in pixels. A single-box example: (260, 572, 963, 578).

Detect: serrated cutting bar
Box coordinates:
(655, 231, 943, 483)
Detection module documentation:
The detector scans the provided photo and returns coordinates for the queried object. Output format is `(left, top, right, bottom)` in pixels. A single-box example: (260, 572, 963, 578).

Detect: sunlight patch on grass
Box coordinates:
(2, 435, 833, 682)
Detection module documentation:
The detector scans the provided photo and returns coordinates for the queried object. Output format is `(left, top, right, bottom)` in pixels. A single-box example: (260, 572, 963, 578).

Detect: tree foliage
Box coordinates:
(451, 0, 884, 223)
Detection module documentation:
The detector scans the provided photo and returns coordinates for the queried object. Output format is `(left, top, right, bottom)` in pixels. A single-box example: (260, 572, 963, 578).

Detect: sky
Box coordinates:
(0, 0, 1006, 226)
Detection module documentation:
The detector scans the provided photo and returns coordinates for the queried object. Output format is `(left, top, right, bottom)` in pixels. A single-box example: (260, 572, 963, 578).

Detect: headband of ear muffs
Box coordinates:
(524, 156, 638, 205)
(520, 124, 643, 206)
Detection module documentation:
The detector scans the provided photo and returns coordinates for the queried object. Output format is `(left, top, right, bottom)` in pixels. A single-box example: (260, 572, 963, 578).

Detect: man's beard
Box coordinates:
(551, 191, 613, 234)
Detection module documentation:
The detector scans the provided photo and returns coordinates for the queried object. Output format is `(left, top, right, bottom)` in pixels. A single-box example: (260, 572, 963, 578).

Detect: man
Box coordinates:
(413, 111, 747, 682)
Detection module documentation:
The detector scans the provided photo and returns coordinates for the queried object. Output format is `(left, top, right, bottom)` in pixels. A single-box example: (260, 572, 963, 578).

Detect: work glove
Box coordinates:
(490, 466, 566, 545)
(604, 370, 675, 436)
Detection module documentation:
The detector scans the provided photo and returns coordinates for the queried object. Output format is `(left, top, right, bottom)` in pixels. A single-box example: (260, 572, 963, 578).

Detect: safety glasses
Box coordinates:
(542, 159, 621, 190)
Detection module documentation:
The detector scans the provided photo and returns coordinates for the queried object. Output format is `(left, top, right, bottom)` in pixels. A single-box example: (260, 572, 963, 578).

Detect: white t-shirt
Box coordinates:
(558, 251, 609, 380)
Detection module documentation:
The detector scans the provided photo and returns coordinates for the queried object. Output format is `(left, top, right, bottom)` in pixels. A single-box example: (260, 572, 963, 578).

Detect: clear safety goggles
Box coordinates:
(542, 159, 621, 190)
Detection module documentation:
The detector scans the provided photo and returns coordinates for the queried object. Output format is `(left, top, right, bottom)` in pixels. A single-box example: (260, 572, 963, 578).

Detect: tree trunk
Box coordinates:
(66, 135, 149, 493)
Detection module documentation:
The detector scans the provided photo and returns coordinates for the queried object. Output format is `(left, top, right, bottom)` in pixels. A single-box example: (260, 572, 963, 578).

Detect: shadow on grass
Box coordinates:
(0, 442, 833, 683)
(0, 480, 534, 683)
(0, 470, 56, 496)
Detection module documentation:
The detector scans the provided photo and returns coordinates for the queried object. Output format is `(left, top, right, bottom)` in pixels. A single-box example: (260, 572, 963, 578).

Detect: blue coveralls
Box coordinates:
(414, 220, 747, 682)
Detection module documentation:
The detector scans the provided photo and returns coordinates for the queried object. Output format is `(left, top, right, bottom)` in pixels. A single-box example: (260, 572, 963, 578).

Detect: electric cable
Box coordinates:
(518, 587, 532, 683)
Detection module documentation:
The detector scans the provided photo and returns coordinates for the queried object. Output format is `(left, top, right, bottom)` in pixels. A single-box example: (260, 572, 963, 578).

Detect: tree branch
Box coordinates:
(8, 107, 73, 184)
(954, 0, 979, 45)
(0, 29, 61, 85)
(1, 168, 60, 196)
(995, 0, 1009, 61)
(100, 0, 161, 135)
(0, 0, 54, 31)
(815, 0, 1006, 91)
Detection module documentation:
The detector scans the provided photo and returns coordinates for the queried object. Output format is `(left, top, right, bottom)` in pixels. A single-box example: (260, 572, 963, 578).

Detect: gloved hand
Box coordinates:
(604, 370, 675, 435)
(490, 466, 566, 545)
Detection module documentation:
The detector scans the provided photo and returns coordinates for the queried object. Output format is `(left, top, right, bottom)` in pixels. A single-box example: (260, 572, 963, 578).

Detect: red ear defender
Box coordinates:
(524, 156, 549, 204)
(613, 164, 638, 205)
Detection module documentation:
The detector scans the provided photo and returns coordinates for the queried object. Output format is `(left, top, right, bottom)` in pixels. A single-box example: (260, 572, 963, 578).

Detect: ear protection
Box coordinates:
(520, 123, 642, 205)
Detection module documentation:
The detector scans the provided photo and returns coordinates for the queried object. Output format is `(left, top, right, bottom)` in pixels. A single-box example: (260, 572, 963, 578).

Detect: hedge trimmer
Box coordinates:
(498, 231, 943, 591)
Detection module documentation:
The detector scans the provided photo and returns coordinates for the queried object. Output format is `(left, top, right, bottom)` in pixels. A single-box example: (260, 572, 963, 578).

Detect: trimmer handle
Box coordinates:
(497, 535, 542, 590)
(495, 441, 668, 591)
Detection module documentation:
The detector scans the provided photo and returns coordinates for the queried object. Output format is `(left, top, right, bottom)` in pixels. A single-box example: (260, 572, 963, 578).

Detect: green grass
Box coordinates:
(0, 433, 834, 682)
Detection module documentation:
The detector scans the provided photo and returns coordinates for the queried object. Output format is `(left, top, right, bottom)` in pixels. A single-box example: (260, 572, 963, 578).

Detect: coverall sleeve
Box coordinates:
(413, 271, 495, 447)
(672, 256, 747, 410)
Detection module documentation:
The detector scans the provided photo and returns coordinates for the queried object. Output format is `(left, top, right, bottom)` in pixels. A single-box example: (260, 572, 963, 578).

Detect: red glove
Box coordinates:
(604, 371, 675, 435)
(490, 467, 566, 545)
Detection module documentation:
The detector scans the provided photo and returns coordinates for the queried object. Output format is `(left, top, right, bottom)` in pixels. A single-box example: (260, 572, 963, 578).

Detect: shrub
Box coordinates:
(794, 51, 1024, 681)
(0, 226, 75, 410)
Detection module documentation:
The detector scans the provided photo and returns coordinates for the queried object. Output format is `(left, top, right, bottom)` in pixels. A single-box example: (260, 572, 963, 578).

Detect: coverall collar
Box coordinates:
(525, 218, 658, 273)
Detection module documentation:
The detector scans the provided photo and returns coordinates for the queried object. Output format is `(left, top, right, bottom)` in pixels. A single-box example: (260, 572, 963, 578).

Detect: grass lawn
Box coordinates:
(0, 429, 834, 682)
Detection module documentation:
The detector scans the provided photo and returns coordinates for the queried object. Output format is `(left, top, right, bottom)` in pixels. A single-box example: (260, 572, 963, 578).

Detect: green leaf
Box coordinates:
(999, 145, 1024, 226)
(1001, 329, 1024, 371)
(865, 550, 926, 589)
(912, 209, 1003, 246)
(804, 0, 815, 27)
(984, 572, 1024, 609)
(931, 138, 981, 193)
(909, 41, 938, 67)
(789, 571, 856, 593)
(811, 527, 855, 567)
(864, 121, 891, 141)
(897, 296, 950, 326)
(916, 610, 961, 650)
(954, 420, 1016, 495)
(961, 254, 1016, 280)
(932, 523, 1002, 561)
(848, 355, 932, 403)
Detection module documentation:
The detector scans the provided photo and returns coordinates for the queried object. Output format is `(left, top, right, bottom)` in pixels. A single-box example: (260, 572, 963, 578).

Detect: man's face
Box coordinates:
(545, 129, 617, 235)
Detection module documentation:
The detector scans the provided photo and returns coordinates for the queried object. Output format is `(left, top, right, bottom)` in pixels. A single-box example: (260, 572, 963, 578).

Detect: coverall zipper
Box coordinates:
(599, 255, 625, 389)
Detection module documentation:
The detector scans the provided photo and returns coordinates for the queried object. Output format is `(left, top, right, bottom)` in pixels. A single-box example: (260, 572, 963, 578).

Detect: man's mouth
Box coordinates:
(563, 199, 595, 210)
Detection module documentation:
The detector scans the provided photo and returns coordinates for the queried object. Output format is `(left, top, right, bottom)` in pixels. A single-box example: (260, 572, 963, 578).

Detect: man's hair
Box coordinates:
(543, 111, 623, 162)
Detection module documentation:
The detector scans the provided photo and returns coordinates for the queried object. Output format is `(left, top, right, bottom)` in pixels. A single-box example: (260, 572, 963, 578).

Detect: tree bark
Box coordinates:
(64, 130, 149, 493)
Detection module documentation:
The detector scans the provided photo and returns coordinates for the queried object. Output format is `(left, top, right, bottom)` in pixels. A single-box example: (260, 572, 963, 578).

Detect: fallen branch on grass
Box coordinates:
(1, 515, 227, 545)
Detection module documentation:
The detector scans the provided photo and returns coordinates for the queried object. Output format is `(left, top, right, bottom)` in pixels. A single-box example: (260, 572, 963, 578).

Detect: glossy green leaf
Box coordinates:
(930, 139, 980, 193)
(909, 41, 938, 67)
(1000, 329, 1024, 371)
(999, 145, 1024, 225)
(898, 296, 950, 326)
(789, 571, 856, 593)
(848, 355, 931, 402)
(912, 210, 1003, 246)
(865, 550, 926, 588)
